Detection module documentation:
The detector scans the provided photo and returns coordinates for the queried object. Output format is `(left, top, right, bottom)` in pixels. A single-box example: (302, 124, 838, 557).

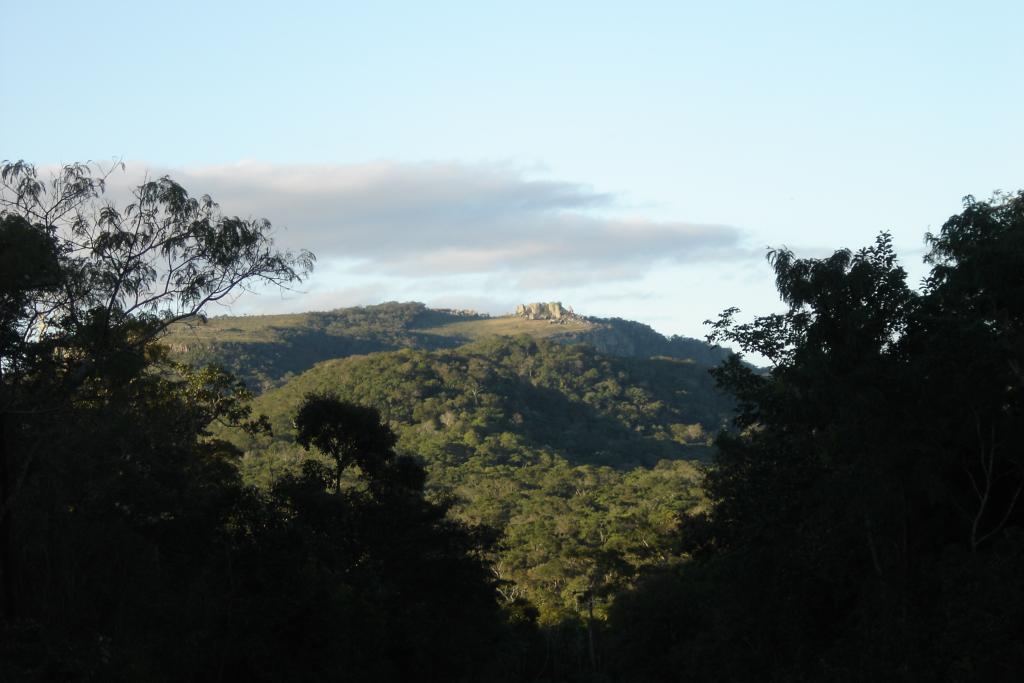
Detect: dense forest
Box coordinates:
(223, 335, 733, 623)
(2, 162, 1022, 681)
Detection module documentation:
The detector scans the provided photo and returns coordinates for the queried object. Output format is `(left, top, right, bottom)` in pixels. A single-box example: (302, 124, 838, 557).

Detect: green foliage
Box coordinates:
(223, 335, 730, 622)
(235, 335, 729, 467)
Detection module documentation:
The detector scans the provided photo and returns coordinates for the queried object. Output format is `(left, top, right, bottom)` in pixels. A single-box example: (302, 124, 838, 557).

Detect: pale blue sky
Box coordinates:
(3, 1, 1022, 340)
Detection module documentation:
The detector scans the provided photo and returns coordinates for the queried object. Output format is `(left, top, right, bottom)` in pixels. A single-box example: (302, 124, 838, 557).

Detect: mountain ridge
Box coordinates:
(162, 301, 733, 391)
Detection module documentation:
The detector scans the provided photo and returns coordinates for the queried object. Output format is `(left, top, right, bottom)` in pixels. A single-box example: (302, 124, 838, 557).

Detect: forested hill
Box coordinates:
(222, 335, 734, 621)
(161, 301, 732, 390)
(231, 335, 733, 473)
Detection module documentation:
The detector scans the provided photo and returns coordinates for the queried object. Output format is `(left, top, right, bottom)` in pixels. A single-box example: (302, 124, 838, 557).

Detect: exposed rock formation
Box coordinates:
(514, 302, 584, 324)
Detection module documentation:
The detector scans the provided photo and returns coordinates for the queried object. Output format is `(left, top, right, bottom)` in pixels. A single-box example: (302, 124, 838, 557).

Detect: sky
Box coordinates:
(2, 0, 1022, 341)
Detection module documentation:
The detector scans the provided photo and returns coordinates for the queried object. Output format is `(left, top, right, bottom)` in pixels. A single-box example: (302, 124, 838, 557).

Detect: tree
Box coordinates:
(609, 194, 1024, 680)
(0, 160, 312, 620)
(0, 161, 313, 355)
(269, 394, 504, 681)
(294, 393, 399, 492)
(917, 192, 1024, 552)
(0, 161, 523, 681)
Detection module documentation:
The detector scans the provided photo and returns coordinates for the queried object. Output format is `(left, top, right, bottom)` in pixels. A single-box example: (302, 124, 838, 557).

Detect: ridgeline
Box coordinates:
(162, 301, 733, 391)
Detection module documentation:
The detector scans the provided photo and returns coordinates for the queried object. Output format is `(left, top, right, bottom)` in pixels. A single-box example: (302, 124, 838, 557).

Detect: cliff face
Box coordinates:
(560, 317, 733, 366)
(565, 323, 641, 356)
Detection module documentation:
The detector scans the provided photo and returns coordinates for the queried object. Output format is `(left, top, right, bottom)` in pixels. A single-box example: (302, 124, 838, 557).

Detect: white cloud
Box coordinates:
(104, 160, 752, 285)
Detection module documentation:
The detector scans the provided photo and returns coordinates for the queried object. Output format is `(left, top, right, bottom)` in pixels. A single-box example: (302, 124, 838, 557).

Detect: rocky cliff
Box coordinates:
(514, 301, 585, 323)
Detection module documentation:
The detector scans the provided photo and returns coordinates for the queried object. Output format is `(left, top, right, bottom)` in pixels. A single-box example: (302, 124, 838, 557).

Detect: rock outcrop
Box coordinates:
(514, 302, 585, 324)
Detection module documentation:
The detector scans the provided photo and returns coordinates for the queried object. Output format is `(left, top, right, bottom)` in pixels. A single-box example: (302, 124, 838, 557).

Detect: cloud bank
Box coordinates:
(107, 161, 750, 286)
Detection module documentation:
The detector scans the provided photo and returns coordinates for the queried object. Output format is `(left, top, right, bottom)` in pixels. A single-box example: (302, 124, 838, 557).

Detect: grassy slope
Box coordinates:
(162, 312, 316, 345)
(162, 308, 592, 349)
(413, 315, 595, 341)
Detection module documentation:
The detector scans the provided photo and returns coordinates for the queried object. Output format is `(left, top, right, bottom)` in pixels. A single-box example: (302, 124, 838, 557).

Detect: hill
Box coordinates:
(221, 335, 734, 620)
(161, 302, 464, 390)
(162, 301, 732, 390)
(166, 302, 738, 620)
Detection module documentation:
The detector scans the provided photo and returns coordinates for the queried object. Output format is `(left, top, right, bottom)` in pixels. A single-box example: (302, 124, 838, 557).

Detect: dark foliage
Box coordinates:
(6, 158, 1022, 682)
(0, 162, 508, 682)
(609, 194, 1024, 681)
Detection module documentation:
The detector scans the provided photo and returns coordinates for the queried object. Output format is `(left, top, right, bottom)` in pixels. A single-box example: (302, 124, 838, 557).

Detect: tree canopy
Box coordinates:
(610, 192, 1024, 681)
(0, 162, 512, 681)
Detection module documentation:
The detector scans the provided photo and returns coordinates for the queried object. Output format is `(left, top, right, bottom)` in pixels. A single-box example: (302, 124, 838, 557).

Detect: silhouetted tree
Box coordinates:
(294, 392, 399, 492)
(609, 193, 1024, 681)
(0, 161, 313, 622)
(229, 394, 505, 681)
(0, 161, 313, 678)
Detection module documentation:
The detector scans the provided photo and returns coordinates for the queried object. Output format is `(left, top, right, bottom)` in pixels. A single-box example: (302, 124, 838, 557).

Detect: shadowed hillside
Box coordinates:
(229, 335, 733, 470)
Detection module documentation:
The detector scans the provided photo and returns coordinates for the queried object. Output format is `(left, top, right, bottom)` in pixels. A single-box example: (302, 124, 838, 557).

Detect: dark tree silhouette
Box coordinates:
(0, 161, 313, 621)
(609, 193, 1024, 682)
(294, 393, 398, 492)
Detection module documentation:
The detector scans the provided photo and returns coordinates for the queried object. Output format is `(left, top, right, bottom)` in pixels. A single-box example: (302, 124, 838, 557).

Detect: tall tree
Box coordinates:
(264, 394, 503, 681)
(294, 392, 402, 493)
(610, 193, 1024, 681)
(0, 160, 311, 651)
